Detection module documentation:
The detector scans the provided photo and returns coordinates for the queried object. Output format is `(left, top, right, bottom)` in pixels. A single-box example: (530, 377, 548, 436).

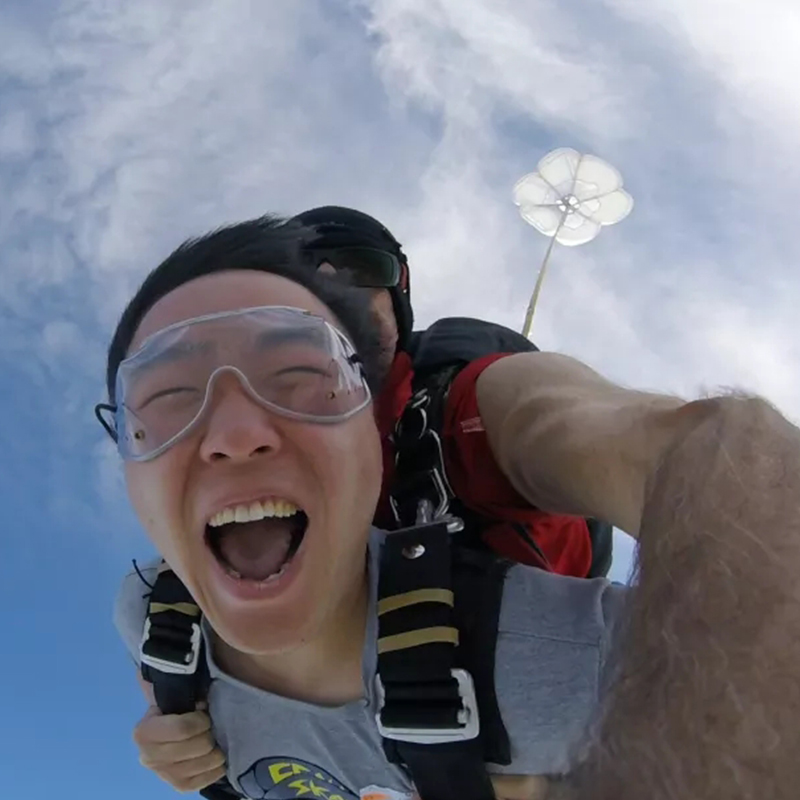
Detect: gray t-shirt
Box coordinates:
(115, 530, 626, 800)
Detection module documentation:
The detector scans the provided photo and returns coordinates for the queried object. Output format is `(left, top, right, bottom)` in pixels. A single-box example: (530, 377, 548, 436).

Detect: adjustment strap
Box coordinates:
(141, 565, 209, 715)
(377, 521, 496, 800)
(378, 522, 460, 687)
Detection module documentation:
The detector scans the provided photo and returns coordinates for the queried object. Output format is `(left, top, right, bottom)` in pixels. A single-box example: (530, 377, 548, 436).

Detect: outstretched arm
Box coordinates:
(476, 351, 709, 536)
(479, 352, 800, 798)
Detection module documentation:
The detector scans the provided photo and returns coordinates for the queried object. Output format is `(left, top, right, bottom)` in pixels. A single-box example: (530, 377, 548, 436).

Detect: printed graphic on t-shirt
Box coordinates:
(238, 757, 358, 800)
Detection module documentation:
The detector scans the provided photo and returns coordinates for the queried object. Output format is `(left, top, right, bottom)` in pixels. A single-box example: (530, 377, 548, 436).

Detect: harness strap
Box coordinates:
(142, 568, 245, 799)
(389, 366, 460, 529)
(141, 566, 209, 715)
(377, 518, 510, 800)
(200, 783, 246, 800)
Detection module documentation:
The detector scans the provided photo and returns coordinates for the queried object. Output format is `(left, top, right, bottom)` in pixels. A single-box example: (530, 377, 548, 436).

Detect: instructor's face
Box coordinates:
(368, 288, 398, 376)
(318, 261, 398, 378)
(124, 270, 383, 657)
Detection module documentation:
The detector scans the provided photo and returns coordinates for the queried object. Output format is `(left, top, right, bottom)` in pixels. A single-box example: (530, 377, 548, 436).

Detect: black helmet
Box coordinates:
(290, 206, 414, 350)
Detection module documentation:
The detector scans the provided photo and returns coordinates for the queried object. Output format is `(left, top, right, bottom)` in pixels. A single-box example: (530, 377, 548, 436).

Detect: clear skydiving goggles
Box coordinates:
(95, 306, 372, 462)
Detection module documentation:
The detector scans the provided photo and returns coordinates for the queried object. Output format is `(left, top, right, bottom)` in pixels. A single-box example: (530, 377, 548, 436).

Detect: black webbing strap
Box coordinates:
(200, 782, 246, 800)
(377, 521, 510, 800)
(450, 547, 512, 767)
(141, 566, 210, 716)
(143, 567, 247, 800)
(390, 740, 496, 800)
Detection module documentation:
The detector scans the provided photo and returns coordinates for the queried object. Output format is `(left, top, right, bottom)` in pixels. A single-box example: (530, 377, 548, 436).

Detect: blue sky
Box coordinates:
(2, 1, 799, 798)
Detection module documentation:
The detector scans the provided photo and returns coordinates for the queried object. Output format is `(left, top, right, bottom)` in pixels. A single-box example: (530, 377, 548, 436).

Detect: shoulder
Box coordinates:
(493, 565, 627, 775)
(113, 559, 161, 663)
(443, 353, 519, 433)
(409, 317, 537, 368)
(500, 563, 626, 647)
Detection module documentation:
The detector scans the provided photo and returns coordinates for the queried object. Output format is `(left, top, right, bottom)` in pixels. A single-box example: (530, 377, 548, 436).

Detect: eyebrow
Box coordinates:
(253, 326, 329, 350)
(128, 340, 215, 373)
(125, 324, 333, 382)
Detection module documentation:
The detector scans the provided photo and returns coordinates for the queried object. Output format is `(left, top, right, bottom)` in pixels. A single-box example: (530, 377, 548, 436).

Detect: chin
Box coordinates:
(212, 604, 318, 656)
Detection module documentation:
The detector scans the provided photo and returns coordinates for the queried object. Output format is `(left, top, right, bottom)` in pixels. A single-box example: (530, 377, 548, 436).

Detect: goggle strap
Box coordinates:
(95, 403, 119, 443)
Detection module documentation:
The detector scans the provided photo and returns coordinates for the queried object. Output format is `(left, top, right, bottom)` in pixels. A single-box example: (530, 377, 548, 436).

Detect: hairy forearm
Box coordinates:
(560, 395, 800, 799)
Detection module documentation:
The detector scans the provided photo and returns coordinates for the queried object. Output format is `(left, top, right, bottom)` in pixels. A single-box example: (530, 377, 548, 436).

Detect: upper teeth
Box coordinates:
(208, 499, 299, 528)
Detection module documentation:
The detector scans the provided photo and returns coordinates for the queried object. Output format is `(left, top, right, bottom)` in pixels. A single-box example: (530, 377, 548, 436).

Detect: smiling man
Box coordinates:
(104, 215, 800, 800)
(105, 217, 626, 800)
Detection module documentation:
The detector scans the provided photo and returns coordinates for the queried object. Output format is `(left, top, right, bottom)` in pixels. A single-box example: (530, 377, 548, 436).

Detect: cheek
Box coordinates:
(371, 293, 398, 335)
(125, 464, 157, 529)
(348, 420, 383, 508)
(311, 418, 383, 510)
(124, 461, 184, 554)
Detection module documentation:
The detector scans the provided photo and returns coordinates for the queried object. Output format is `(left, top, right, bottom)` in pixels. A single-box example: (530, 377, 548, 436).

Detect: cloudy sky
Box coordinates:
(2, 1, 799, 798)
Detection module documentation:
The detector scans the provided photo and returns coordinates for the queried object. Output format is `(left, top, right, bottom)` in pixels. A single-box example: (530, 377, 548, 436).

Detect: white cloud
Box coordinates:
(0, 14, 54, 85)
(364, 0, 641, 139)
(610, 0, 800, 137)
(358, 0, 800, 416)
(0, 108, 37, 161)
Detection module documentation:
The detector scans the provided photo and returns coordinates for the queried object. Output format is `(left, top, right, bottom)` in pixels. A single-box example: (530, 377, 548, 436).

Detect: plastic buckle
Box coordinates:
(375, 669, 481, 744)
(140, 617, 202, 676)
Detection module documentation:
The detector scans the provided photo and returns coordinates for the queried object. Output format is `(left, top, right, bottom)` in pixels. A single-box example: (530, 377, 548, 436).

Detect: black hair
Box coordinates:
(105, 214, 384, 402)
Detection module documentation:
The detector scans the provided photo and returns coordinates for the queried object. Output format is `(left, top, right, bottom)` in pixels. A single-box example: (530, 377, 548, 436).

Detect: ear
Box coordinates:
(317, 262, 337, 276)
(399, 262, 409, 291)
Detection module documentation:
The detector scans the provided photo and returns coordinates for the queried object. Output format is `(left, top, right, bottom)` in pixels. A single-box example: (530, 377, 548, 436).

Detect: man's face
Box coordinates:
(368, 288, 398, 378)
(317, 262, 398, 379)
(124, 270, 383, 656)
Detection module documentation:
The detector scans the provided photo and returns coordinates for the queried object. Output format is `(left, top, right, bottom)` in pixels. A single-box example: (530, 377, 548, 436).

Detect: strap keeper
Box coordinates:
(140, 616, 202, 676)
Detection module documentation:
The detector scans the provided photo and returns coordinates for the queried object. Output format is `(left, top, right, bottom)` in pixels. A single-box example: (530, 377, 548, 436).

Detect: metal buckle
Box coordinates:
(140, 617, 202, 676)
(375, 668, 480, 744)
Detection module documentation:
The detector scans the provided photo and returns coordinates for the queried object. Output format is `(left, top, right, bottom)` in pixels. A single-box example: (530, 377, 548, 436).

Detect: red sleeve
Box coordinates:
(441, 354, 593, 577)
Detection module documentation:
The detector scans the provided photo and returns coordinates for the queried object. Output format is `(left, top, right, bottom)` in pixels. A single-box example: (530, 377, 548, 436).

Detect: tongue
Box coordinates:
(216, 519, 294, 581)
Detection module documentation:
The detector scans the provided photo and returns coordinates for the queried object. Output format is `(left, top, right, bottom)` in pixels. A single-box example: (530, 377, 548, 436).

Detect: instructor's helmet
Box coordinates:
(290, 206, 414, 350)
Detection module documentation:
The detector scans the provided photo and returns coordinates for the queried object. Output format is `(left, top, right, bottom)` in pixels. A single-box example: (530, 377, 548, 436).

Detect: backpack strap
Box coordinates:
(142, 566, 246, 800)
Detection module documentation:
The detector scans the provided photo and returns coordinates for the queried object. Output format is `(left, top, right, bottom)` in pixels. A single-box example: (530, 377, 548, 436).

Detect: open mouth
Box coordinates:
(205, 499, 308, 584)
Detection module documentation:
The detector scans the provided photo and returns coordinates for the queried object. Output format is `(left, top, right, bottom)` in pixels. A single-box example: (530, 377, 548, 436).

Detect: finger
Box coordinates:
(134, 709, 212, 745)
(164, 747, 226, 780)
(490, 774, 551, 800)
(168, 762, 228, 794)
(139, 732, 220, 767)
(149, 751, 227, 790)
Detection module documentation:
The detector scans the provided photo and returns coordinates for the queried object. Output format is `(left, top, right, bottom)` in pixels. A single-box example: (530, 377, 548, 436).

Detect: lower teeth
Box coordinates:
(225, 559, 290, 584)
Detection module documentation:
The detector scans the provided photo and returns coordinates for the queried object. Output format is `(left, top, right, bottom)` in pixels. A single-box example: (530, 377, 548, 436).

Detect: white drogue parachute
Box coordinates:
(513, 147, 634, 338)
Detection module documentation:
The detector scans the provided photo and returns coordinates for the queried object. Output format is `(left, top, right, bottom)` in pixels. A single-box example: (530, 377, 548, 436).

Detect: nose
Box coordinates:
(198, 373, 283, 464)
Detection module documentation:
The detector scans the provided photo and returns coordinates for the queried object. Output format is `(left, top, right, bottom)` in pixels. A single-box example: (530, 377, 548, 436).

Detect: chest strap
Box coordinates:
(377, 519, 511, 800)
